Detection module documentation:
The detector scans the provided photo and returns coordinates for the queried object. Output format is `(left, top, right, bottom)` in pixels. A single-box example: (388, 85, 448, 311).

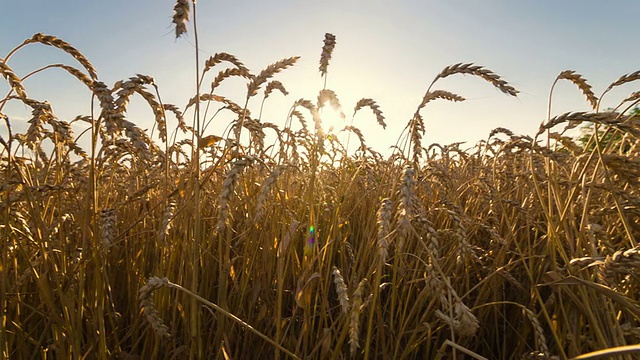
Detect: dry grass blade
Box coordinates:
(572, 345, 640, 359)
(437, 340, 489, 360)
(556, 70, 598, 110)
(434, 62, 518, 96)
(319, 33, 336, 77)
(143, 277, 302, 359)
(197, 134, 224, 149)
(26, 33, 97, 79)
(354, 98, 386, 129)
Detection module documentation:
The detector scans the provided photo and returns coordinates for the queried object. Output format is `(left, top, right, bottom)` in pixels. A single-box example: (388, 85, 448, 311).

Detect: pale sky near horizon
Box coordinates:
(1, 1, 638, 155)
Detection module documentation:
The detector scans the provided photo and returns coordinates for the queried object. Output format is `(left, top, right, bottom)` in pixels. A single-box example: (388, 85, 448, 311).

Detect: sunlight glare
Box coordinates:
(319, 101, 346, 133)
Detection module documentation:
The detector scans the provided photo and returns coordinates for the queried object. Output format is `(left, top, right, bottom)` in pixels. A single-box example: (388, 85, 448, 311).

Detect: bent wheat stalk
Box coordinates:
(139, 277, 301, 359)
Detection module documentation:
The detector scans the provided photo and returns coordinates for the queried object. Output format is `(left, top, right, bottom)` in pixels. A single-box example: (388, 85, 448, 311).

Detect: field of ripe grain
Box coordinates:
(1, 2, 640, 360)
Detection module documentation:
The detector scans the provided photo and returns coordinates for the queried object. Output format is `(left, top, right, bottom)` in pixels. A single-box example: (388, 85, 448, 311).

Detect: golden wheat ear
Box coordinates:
(247, 57, 300, 97)
(138, 277, 171, 337)
(0, 60, 28, 99)
(319, 33, 337, 78)
(555, 70, 598, 110)
(172, 0, 191, 38)
(354, 98, 386, 129)
(433, 62, 519, 97)
(25, 33, 98, 80)
(606, 70, 640, 92)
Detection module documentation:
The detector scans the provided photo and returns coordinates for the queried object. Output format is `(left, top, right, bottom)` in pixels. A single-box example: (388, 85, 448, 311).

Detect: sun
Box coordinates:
(319, 101, 346, 133)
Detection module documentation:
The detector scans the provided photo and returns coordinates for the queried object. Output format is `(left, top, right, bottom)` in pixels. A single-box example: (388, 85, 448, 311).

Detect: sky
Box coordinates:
(1, 1, 639, 156)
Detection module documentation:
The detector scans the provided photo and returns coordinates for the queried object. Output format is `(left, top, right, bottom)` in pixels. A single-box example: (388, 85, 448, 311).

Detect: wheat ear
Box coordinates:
(0, 59, 28, 99)
(433, 62, 518, 97)
(26, 33, 97, 79)
(319, 33, 337, 77)
(349, 278, 368, 355)
(100, 208, 116, 248)
(353, 98, 386, 129)
(377, 198, 392, 262)
(139, 277, 171, 337)
(332, 266, 350, 314)
(247, 57, 300, 97)
(556, 70, 598, 110)
(172, 0, 190, 38)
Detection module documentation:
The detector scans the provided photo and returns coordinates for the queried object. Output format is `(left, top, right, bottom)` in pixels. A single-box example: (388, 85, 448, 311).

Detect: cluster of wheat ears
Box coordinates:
(1, 2, 640, 359)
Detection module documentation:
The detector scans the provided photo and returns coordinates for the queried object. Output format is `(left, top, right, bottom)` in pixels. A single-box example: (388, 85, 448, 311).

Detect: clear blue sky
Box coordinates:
(1, 1, 638, 154)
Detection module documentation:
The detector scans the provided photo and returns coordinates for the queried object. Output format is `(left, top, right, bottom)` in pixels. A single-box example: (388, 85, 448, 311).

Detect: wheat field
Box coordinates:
(1, 2, 640, 359)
